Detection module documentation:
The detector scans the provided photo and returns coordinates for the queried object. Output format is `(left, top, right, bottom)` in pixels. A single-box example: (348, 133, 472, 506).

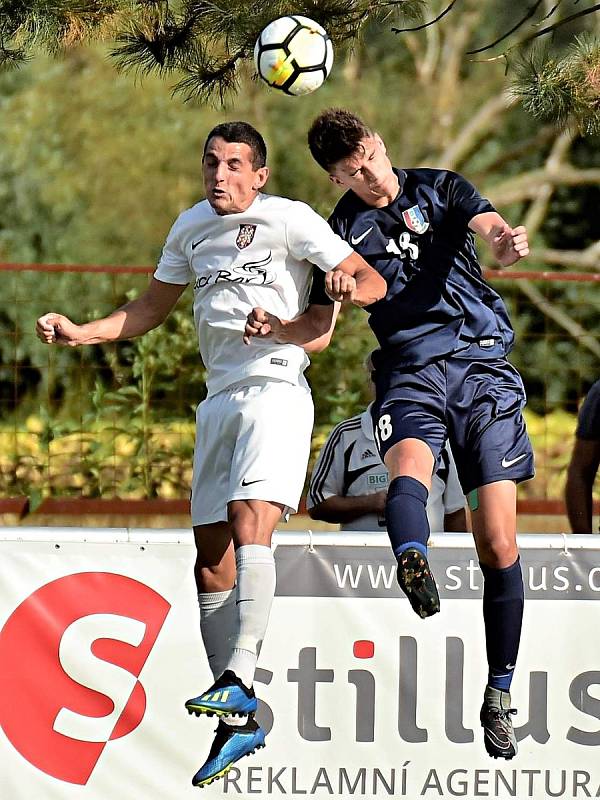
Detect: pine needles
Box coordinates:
(511, 36, 600, 135)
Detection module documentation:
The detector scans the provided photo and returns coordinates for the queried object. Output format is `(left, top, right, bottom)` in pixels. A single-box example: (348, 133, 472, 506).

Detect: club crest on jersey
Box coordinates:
(236, 224, 257, 250)
(402, 205, 429, 234)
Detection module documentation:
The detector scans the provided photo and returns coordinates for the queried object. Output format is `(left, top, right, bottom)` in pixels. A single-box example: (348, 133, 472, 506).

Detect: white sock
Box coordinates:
(198, 588, 248, 727)
(198, 588, 236, 681)
(226, 544, 276, 689)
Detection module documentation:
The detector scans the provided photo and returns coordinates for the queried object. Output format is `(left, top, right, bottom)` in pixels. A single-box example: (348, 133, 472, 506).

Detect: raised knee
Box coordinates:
(479, 536, 518, 569)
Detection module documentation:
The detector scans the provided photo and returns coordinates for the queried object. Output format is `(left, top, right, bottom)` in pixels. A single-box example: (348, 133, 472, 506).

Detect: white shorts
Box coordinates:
(191, 379, 314, 526)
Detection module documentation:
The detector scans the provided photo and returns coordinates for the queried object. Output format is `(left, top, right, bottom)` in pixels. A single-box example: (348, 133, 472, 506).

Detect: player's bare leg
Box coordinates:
(471, 481, 522, 760)
(383, 438, 440, 618)
(193, 522, 236, 683)
(470, 481, 519, 568)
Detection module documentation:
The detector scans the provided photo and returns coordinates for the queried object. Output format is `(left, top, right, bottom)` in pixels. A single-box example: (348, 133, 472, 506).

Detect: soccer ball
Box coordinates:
(254, 15, 333, 96)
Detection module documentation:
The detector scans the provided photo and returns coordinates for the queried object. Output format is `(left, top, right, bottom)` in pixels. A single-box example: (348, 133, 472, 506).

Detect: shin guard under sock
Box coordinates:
(226, 544, 276, 688)
(385, 476, 430, 558)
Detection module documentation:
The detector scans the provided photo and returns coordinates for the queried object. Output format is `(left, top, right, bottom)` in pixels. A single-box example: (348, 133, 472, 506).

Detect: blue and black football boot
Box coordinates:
(192, 717, 266, 788)
(185, 670, 257, 718)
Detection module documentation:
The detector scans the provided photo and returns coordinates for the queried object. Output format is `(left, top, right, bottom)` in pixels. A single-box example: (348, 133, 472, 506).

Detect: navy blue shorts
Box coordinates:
(371, 356, 535, 495)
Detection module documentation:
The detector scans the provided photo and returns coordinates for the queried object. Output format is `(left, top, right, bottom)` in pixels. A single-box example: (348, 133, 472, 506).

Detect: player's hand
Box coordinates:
(35, 313, 82, 346)
(325, 268, 357, 303)
(491, 224, 529, 268)
(243, 307, 283, 345)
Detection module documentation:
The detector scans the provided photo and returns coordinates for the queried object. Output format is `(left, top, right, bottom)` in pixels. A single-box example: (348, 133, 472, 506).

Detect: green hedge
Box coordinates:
(0, 408, 578, 504)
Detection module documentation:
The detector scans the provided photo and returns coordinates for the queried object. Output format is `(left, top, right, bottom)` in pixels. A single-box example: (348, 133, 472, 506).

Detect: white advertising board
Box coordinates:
(0, 529, 599, 800)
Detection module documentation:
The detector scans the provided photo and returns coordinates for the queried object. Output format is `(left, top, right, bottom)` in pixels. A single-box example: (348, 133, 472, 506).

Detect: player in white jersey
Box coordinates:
(36, 121, 386, 788)
(308, 406, 467, 532)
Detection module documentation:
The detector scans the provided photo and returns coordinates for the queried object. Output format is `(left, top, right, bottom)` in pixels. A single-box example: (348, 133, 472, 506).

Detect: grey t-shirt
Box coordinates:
(307, 407, 465, 532)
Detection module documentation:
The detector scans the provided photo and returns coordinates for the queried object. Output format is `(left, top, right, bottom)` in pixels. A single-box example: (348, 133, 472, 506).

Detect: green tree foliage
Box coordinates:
(0, 6, 598, 485)
(1, 0, 598, 130)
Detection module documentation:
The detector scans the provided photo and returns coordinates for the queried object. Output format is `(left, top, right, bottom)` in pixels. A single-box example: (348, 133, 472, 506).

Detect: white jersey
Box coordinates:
(154, 193, 353, 396)
(307, 407, 465, 532)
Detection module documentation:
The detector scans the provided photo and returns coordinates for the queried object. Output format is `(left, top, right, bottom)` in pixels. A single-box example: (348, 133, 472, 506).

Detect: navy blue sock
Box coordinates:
(385, 476, 430, 559)
(481, 558, 524, 691)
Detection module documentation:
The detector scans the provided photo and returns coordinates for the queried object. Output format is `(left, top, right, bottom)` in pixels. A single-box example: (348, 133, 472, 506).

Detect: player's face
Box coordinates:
(202, 137, 269, 215)
(329, 134, 399, 207)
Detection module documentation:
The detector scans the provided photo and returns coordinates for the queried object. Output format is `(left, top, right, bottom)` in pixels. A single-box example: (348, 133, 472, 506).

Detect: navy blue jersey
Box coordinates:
(308, 265, 334, 306)
(329, 168, 515, 369)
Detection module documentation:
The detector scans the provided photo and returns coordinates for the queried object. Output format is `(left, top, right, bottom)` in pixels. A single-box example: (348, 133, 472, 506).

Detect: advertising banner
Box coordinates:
(0, 529, 599, 800)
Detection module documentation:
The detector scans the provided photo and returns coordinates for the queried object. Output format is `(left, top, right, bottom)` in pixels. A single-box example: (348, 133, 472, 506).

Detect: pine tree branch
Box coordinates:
(539, 1, 564, 23)
(0, 0, 597, 125)
(0, 42, 28, 69)
(391, 0, 457, 33)
(467, 2, 600, 55)
(174, 46, 247, 104)
(466, 0, 545, 55)
(111, 10, 196, 74)
(517, 3, 600, 49)
(511, 36, 600, 135)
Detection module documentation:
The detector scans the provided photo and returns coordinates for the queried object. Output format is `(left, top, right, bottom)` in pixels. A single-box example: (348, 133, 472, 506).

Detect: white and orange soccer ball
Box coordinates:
(254, 15, 334, 96)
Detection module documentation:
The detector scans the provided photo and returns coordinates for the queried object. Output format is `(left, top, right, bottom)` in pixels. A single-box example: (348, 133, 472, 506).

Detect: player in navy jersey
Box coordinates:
(308, 108, 534, 761)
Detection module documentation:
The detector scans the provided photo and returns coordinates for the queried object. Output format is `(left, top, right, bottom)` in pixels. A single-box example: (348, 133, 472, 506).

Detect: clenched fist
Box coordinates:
(243, 307, 284, 345)
(35, 313, 82, 346)
(325, 268, 357, 303)
(490, 224, 529, 268)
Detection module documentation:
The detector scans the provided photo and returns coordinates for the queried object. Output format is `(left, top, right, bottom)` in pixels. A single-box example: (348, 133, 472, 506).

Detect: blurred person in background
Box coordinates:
(308, 406, 468, 533)
(566, 378, 600, 533)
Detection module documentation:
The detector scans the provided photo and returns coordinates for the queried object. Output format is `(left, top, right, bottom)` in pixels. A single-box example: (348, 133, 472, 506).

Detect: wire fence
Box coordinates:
(0, 262, 598, 517)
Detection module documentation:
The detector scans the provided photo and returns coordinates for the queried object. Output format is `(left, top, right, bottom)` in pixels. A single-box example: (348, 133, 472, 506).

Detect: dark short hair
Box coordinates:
(203, 121, 267, 169)
(308, 109, 373, 171)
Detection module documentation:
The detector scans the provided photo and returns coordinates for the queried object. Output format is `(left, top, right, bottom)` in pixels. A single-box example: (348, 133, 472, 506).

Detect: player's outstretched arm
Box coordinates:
(326, 252, 387, 306)
(309, 491, 387, 524)
(244, 303, 339, 352)
(469, 212, 529, 269)
(36, 278, 187, 346)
